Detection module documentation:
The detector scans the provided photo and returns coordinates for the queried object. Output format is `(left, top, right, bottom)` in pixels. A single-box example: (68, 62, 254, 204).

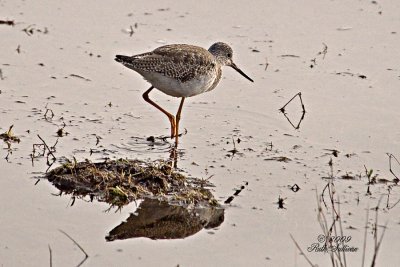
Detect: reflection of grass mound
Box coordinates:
(106, 198, 225, 241)
(46, 158, 218, 207)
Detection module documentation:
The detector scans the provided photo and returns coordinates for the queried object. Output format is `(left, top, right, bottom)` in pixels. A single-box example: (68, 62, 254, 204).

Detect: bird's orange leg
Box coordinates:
(142, 86, 176, 138)
(175, 97, 185, 146)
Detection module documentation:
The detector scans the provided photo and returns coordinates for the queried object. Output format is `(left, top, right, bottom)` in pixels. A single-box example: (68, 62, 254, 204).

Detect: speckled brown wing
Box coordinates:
(117, 44, 216, 83)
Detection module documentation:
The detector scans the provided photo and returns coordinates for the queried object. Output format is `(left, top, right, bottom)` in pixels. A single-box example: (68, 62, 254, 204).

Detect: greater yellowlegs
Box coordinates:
(115, 42, 253, 145)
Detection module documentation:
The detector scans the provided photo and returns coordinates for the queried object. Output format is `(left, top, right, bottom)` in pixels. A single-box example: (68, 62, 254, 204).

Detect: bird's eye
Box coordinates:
(227, 53, 232, 58)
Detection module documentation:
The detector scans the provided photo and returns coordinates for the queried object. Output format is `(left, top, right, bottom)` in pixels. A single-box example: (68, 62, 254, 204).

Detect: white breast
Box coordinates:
(139, 71, 218, 98)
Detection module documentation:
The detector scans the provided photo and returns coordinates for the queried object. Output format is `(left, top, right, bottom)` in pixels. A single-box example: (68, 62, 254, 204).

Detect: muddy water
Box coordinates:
(1, 0, 400, 266)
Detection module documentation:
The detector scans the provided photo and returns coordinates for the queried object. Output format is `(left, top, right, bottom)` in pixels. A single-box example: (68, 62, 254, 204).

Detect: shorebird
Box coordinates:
(115, 42, 253, 145)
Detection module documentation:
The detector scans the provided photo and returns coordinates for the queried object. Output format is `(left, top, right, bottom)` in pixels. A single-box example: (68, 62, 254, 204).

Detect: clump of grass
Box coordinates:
(0, 125, 20, 143)
(46, 158, 218, 207)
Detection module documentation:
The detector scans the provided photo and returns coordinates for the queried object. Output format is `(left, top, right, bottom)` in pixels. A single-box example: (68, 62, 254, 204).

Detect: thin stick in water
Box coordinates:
(289, 234, 315, 267)
(279, 92, 306, 113)
(59, 229, 89, 267)
(48, 244, 53, 267)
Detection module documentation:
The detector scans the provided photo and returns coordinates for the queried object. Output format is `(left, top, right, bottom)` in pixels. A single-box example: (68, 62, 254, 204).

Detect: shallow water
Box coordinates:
(1, 0, 400, 266)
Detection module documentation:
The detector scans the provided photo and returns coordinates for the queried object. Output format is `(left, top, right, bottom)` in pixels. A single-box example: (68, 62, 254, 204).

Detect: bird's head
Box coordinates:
(208, 42, 254, 82)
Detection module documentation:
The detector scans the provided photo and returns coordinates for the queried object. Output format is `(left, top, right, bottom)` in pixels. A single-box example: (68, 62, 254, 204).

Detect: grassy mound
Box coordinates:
(46, 158, 218, 207)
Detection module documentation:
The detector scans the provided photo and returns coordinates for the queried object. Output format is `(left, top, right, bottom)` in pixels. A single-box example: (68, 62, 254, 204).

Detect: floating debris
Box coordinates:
(264, 156, 291, 163)
(69, 74, 91, 81)
(290, 184, 300, 192)
(324, 149, 340, 157)
(279, 54, 300, 58)
(224, 181, 248, 204)
(277, 195, 286, 209)
(22, 24, 49, 36)
(224, 196, 234, 204)
(336, 26, 352, 31)
(334, 71, 367, 79)
(279, 92, 306, 129)
(0, 20, 15, 26)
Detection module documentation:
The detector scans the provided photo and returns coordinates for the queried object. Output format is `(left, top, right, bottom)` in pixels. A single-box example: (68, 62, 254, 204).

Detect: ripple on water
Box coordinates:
(114, 135, 174, 154)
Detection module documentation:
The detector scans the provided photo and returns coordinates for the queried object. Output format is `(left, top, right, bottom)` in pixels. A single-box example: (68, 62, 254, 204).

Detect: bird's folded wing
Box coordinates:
(130, 45, 215, 82)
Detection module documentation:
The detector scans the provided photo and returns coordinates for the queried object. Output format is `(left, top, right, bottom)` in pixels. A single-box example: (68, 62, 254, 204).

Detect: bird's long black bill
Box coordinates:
(115, 55, 131, 63)
(231, 63, 254, 82)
